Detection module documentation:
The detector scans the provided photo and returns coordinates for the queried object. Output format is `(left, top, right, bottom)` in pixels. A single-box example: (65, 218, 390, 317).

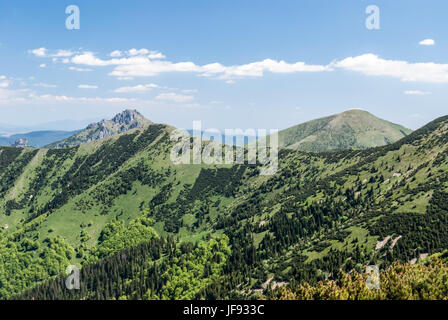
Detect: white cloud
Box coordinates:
(30, 48, 74, 58)
(34, 83, 58, 88)
(35, 48, 329, 80)
(114, 83, 159, 93)
(404, 90, 431, 95)
(334, 54, 448, 83)
(68, 50, 329, 79)
(200, 59, 329, 79)
(109, 50, 122, 57)
(109, 59, 201, 77)
(148, 52, 166, 60)
(69, 66, 92, 72)
(33, 48, 448, 85)
(156, 92, 194, 103)
(419, 39, 435, 46)
(78, 84, 98, 89)
(39, 64, 46, 68)
(30, 47, 48, 57)
(53, 50, 75, 57)
(0, 75, 6, 80)
(0, 85, 157, 106)
(0, 81, 9, 88)
(71, 52, 115, 66)
(128, 48, 150, 56)
(127, 48, 165, 59)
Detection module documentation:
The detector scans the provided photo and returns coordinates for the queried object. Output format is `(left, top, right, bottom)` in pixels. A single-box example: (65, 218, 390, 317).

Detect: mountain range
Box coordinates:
(0, 109, 447, 300)
(0, 131, 78, 148)
(0, 109, 412, 152)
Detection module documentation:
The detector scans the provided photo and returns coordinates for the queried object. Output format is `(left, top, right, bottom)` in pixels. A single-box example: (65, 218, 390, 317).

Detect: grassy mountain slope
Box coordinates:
(277, 109, 412, 152)
(0, 121, 248, 298)
(0, 112, 447, 300)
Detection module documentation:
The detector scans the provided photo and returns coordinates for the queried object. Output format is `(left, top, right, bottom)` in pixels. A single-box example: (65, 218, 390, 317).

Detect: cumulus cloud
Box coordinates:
(30, 47, 448, 84)
(39, 64, 46, 68)
(32, 47, 331, 80)
(148, 52, 166, 60)
(419, 39, 435, 46)
(109, 59, 201, 77)
(109, 50, 122, 57)
(128, 48, 149, 56)
(334, 54, 448, 83)
(156, 92, 194, 103)
(30, 47, 47, 57)
(78, 84, 98, 89)
(114, 83, 159, 93)
(0, 80, 9, 88)
(201, 59, 329, 79)
(30, 48, 74, 58)
(128, 48, 150, 56)
(127, 48, 165, 59)
(404, 90, 431, 95)
(68, 51, 329, 80)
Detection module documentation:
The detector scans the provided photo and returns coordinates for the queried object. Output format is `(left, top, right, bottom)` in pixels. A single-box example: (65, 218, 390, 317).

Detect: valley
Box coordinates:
(0, 110, 447, 300)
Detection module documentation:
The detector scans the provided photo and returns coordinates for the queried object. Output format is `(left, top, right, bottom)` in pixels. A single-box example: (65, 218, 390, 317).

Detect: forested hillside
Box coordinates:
(1, 113, 447, 300)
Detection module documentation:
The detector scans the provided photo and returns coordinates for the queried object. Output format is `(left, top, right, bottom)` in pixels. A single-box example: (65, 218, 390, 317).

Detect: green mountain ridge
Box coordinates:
(277, 109, 413, 152)
(0, 110, 447, 300)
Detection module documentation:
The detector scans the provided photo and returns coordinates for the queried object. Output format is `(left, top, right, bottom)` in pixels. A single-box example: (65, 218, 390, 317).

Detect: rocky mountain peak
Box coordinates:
(12, 138, 30, 148)
(46, 109, 153, 148)
(112, 109, 146, 126)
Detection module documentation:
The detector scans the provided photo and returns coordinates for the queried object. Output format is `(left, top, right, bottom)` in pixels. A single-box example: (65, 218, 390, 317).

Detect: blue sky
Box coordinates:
(0, 0, 447, 132)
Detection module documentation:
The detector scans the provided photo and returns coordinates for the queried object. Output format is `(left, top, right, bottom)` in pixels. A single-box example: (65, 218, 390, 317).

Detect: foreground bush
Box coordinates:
(269, 258, 448, 300)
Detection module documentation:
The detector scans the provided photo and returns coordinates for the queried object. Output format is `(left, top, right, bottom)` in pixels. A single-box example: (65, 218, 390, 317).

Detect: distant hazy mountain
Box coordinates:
(277, 109, 412, 152)
(45, 109, 153, 148)
(0, 130, 78, 148)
